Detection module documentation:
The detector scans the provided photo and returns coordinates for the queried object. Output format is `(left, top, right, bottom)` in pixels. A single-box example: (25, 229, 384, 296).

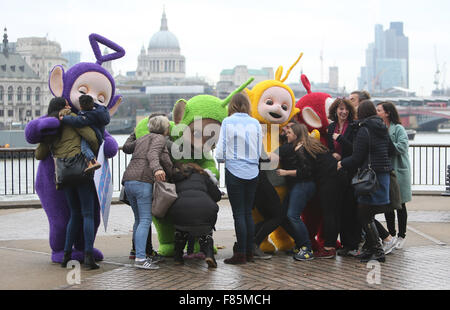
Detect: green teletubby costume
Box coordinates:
(134, 77, 255, 256)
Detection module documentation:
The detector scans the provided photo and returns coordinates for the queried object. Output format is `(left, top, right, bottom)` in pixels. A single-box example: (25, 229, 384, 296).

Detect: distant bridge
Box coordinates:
(397, 106, 450, 131)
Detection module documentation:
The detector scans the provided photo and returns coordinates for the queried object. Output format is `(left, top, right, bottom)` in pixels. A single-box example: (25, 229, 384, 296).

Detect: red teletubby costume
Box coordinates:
(294, 74, 341, 251)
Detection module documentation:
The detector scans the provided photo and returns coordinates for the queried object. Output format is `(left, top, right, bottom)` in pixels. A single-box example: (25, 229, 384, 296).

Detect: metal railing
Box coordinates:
(0, 144, 449, 196)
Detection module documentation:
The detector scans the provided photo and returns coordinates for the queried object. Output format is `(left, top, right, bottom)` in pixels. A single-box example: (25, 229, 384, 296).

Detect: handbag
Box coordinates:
(351, 127, 379, 196)
(119, 186, 130, 205)
(389, 170, 402, 211)
(152, 181, 178, 218)
(54, 153, 91, 187)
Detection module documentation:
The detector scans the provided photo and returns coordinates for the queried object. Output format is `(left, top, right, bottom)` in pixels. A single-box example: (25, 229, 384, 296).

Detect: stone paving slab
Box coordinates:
(62, 245, 450, 290)
(1, 202, 448, 241)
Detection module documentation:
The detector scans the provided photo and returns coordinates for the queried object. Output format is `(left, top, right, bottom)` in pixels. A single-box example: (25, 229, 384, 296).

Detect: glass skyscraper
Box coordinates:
(358, 22, 409, 94)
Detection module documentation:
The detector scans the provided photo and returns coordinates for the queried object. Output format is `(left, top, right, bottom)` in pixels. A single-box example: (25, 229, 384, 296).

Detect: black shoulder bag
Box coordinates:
(351, 127, 378, 196)
(54, 153, 92, 188)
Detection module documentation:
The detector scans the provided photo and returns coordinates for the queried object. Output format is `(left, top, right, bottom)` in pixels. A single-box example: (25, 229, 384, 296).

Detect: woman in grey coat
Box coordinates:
(376, 102, 412, 250)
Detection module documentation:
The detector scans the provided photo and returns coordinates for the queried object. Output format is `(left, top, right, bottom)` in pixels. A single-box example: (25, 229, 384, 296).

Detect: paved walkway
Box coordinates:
(61, 245, 450, 290)
(1, 195, 449, 290)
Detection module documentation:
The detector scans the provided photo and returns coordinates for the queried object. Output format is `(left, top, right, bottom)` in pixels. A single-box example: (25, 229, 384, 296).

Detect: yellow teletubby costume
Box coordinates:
(245, 53, 303, 253)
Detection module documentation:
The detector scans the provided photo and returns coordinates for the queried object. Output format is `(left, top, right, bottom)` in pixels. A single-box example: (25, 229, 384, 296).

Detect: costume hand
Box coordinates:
(155, 170, 166, 182)
(332, 153, 342, 161)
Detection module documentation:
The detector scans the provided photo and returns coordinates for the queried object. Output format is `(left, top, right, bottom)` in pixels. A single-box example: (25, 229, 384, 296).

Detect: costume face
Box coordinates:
(69, 72, 112, 111)
(257, 86, 293, 124)
(186, 118, 221, 152)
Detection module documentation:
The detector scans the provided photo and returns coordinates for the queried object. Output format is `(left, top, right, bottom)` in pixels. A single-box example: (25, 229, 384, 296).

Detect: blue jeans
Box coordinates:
(81, 138, 95, 161)
(282, 181, 316, 250)
(124, 180, 153, 259)
(63, 180, 97, 253)
(225, 169, 258, 254)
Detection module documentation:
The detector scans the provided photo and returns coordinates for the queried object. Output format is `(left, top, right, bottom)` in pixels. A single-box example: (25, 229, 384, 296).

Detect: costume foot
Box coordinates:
(157, 243, 175, 257)
(259, 238, 276, 254)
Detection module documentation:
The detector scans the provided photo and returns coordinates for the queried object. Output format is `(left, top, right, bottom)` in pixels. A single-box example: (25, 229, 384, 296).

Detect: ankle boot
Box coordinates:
(224, 252, 246, 264)
(174, 231, 188, 265)
(84, 251, 100, 270)
(61, 251, 72, 268)
(361, 221, 386, 263)
(199, 234, 217, 268)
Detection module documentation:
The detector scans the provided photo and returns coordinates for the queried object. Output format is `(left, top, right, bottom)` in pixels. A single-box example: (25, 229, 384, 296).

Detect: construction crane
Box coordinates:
(434, 45, 441, 91)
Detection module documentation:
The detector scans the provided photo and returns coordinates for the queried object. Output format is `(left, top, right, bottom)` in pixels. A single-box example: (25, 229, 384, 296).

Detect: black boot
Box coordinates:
(360, 221, 385, 263)
(84, 251, 100, 270)
(174, 231, 188, 265)
(61, 251, 72, 268)
(200, 233, 217, 268)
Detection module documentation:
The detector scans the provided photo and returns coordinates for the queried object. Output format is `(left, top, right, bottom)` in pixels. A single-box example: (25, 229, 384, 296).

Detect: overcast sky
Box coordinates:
(3, 0, 450, 96)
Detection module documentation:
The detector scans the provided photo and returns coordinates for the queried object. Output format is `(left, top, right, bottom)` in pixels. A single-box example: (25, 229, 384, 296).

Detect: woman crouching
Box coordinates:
(168, 163, 222, 268)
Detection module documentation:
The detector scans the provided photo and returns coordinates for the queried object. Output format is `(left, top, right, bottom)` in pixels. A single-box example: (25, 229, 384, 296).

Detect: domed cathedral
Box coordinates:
(136, 9, 186, 81)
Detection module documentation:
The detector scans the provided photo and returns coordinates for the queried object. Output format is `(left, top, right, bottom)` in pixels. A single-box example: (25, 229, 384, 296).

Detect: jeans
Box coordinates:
(81, 138, 95, 161)
(282, 181, 316, 250)
(63, 180, 97, 253)
(125, 180, 153, 259)
(225, 169, 258, 254)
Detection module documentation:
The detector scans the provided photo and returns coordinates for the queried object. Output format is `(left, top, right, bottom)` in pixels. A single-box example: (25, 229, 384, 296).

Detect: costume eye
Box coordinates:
(78, 86, 88, 95)
(266, 99, 273, 106)
(281, 104, 288, 111)
(97, 95, 105, 103)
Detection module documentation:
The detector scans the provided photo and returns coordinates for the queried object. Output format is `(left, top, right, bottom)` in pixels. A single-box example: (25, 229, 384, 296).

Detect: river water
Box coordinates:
(0, 131, 449, 196)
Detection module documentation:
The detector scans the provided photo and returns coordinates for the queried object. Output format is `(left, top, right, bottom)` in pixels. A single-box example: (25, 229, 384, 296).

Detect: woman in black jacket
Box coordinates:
(327, 98, 361, 257)
(338, 100, 393, 263)
(167, 163, 222, 268)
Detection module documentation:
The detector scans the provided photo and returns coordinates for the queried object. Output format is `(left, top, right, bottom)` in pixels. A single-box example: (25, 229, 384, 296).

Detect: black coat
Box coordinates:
(167, 171, 221, 236)
(341, 116, 393, 173)
(327, 121, 358, 160)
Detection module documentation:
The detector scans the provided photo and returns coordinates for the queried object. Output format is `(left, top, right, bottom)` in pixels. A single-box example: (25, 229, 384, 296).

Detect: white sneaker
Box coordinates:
(382, 237, 397, 255)
(134, 258, 159, 270)
(396, 237, 406, 249)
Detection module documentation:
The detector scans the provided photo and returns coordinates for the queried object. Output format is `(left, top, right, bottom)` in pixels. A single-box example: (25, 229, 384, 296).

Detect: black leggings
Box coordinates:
(374, 203, 408, 240)
(385, 203, 408, 238)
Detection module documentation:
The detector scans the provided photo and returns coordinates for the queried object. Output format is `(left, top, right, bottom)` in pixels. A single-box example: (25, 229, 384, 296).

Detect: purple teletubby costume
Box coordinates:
(24, 34, 125, 263)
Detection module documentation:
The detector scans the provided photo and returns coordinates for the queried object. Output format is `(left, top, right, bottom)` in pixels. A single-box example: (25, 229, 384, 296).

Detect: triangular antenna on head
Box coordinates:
(89, 33, 126, 66)
(280, 52, 303, 83)
(301, 74, 312, 94)
(222, 77, 255, 107)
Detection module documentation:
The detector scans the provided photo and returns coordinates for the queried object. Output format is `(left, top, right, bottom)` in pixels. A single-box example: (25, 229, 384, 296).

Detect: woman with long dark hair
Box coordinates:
(36, 97, 101, 270)
(338, 100, 393, 263)
(168, 163, 222, 268)
(376, 101, 411, 251)
(273, 123, 328, 260)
